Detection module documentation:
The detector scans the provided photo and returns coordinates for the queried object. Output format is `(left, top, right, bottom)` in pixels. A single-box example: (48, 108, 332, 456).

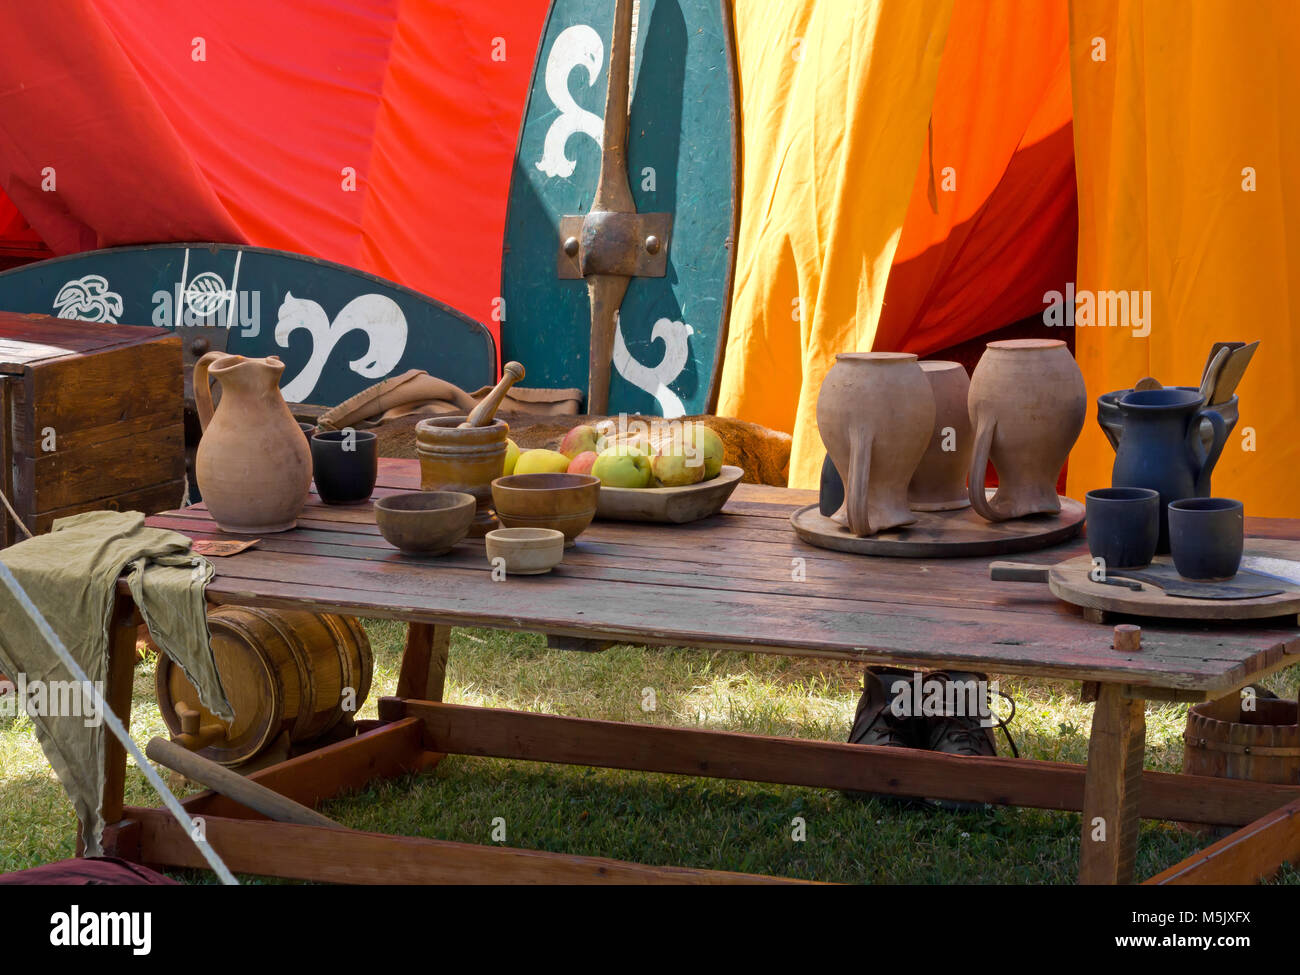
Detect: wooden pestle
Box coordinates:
(460, 361, 525, 428)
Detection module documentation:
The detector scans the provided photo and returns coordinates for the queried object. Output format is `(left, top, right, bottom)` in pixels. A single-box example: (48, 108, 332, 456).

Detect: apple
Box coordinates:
(558, 424, 602, 459)
(651, 445, 707, 487)
(502, 438, 520, 476)
(592, 447, 653, 488)
(567, 450, 598, 476)
(513, 448, 572, 475)
(681, 423, 724, 479)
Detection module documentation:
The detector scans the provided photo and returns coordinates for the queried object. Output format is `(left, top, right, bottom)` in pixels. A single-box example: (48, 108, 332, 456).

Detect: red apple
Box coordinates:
(558, 424, 602, 459)
(567, 450, 598, 475)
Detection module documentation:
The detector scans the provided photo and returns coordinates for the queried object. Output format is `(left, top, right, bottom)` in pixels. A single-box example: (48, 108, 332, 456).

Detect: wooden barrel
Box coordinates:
(156, 607, 373, 767)
(1183, 690, 1300, 786)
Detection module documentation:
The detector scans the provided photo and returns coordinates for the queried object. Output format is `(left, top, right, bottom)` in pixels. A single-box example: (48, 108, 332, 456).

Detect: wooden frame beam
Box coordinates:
(125, 807, 809, 885)
(1147, 796, 1300, 885)
(380, 698, 1298, 827)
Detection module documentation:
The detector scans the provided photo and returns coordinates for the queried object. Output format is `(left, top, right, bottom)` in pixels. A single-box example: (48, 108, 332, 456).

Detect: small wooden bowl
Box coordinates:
(491, 473, 600, 546)
(485, 527, 565, 575)
(374, 491, 476, 556)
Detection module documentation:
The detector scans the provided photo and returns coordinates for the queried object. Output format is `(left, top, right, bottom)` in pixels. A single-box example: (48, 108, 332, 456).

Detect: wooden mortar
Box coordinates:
(416, 416, 509, 536)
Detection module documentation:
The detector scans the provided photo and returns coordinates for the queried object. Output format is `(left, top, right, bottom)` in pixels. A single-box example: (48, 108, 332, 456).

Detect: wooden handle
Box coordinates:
(146, 736, 345, 830)
(989, 561, 1051, 583)
(172, 701, 226, 750)
(462, 361, 525, 428)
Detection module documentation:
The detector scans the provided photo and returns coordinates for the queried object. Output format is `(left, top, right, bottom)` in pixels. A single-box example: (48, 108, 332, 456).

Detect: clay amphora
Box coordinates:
(1112, 387, 1228, 553)
(907, 361, 972, 511)
(967, 339, 1085, 522)
(194, 352, 313, 534)
(817, 352, 934, 536)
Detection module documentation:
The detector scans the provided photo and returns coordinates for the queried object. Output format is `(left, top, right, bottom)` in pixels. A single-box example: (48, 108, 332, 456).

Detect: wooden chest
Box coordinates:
(0, 313, 186, 547)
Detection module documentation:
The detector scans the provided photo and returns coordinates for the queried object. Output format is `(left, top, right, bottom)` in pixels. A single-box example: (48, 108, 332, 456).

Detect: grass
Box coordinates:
(3, 620, 1298, 883)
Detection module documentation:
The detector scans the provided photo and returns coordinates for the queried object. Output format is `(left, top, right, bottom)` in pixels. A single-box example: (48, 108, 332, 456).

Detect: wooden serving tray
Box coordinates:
(595, 466, 743, 524)
(790, 493, 1084, 558)
(999, 542, 1300, 622)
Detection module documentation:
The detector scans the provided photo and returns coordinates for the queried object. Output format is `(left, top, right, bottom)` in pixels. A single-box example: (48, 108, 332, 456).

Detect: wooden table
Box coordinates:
(96, 458, 1300, 884)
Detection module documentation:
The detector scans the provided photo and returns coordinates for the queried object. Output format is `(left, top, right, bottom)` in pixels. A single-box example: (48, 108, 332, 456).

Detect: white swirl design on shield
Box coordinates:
(536, 24, 605, 179)
(53, 275, 124, 323)
(613, 317, 693, 418)
(275, 292, 409, 403)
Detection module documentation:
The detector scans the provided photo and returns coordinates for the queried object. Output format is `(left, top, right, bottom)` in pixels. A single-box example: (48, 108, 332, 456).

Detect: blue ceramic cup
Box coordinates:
(1086, 487, 1160, 570)
(1168, 497, 1244, 581)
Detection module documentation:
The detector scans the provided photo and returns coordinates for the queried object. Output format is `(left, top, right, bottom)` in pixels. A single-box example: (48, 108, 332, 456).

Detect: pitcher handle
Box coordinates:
(194, 351, 224, 432)
(1189, 408, 1228, 496)
(843, 436, 874, 536)
(968, 415, 1001, 522)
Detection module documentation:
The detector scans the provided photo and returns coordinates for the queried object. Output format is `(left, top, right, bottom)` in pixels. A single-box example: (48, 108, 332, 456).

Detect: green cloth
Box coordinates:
(0, 510, 231, 856)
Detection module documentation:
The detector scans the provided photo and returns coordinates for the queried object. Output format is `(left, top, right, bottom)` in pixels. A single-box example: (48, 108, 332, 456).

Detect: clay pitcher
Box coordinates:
(1112, 387, 1228, 552)
(194, 352, 313, 534)
(967, 339, 1085, 522)
(817, 352, 934, 536)
(908, 361, 972, 511)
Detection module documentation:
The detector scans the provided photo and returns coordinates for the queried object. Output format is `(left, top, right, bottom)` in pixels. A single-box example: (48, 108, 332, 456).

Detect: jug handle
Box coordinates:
(1188, 408, 1228, 496)
(967, 416, 1002, 522)
(843, 437, 874, 536)
(193, 351, 224, 432)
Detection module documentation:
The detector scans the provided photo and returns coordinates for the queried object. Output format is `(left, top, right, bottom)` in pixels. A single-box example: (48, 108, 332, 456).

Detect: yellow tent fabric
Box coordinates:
(1066, 0, 1300, 517)
(718, 0, 954, 490)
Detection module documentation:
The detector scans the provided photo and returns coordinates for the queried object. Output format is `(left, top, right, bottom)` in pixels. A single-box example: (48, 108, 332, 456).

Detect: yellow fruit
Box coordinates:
(513, 448, 571, 475)
(682, 424, 724, 479)
(502, 438, 520, 475)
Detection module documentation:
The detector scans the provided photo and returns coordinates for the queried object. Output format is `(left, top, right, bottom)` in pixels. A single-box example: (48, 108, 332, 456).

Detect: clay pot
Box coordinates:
(416, 416, 509, 537)
(816, 352, 934, 537)
(967, 339, 1085, 522)
(907, 361, 972, 511)
(194, 352, 312, 534)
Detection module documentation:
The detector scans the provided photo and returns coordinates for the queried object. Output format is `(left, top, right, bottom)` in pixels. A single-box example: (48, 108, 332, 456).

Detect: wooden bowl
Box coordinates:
(485, 527, 565, 575)
(491, 473, 600, 546)
(374, 491, 476, 555)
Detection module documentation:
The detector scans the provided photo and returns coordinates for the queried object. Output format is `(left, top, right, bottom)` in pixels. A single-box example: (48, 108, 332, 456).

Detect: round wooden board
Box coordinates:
(1046, 541, 1300, 621)
(790, 493, 1084, 558)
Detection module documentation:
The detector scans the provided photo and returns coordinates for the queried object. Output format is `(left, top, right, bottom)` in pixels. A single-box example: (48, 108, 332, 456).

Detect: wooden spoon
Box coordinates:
(1197, 346, 1232, 404)
(1210, 340, 1259, 405)
(460, 361, 525, 428)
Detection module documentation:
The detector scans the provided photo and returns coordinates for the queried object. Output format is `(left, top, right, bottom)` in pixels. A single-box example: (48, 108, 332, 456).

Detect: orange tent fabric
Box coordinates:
(0, 0, 551, 336)
(720, 0, 1079, 490)
(877, 0, 1076, 357)
(717, 0, 955, 490)
(1066, 0, 1300, 517)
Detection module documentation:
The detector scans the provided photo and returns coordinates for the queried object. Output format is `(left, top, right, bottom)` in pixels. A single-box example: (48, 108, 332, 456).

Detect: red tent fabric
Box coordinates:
(0, 0, 551, 338)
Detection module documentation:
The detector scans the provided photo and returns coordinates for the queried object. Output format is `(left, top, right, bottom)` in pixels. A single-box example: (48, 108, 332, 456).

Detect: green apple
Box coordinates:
(502, 438, 520, 476)
(558, 424, 602, 459)
(681, 423, 724, 479)
(567, 450, 597, 476)
(651, 445, 707, 487)
(592, 447, 652, 488)
(514, 448, 571, 475)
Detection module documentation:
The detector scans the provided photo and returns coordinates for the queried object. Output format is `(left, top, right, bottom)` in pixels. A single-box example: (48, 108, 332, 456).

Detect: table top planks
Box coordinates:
(142, 458, 1300, 695)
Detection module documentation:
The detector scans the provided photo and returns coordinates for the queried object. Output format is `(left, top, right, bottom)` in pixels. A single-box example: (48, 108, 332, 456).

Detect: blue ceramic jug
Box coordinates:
(1112, 388, 1227, 552)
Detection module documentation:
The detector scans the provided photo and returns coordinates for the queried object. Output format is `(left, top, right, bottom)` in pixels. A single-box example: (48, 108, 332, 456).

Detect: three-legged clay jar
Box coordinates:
(817, 352, 935, 537)
(194, 352, 312, 534)
(416, 416, 509, 537)
(967, 339, 1086, 522)
(907, 360, 972, 511)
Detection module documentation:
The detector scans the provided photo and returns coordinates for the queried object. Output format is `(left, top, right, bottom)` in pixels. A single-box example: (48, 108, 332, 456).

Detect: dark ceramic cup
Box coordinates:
(311, 429, 378, 504)
(819, 454, 845, 517)
(1085, 487, 1160, 569)
(299, 422, 316, 439)
(1168, 497, 1244, 581)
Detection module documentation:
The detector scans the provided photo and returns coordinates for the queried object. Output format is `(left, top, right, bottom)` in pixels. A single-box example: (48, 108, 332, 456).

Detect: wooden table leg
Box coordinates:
(396, 623, 450, 703)
(1079, 684, 1145, 884)
(79, 588, 139, 854)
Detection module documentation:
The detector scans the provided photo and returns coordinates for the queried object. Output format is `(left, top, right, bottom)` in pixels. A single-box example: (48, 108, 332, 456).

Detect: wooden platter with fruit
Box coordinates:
(505, 418, 743, 525)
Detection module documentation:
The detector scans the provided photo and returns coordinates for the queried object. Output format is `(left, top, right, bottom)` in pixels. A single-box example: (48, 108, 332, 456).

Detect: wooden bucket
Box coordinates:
(1183, 691, 1300, 786)
(156, 607, 373, 767)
